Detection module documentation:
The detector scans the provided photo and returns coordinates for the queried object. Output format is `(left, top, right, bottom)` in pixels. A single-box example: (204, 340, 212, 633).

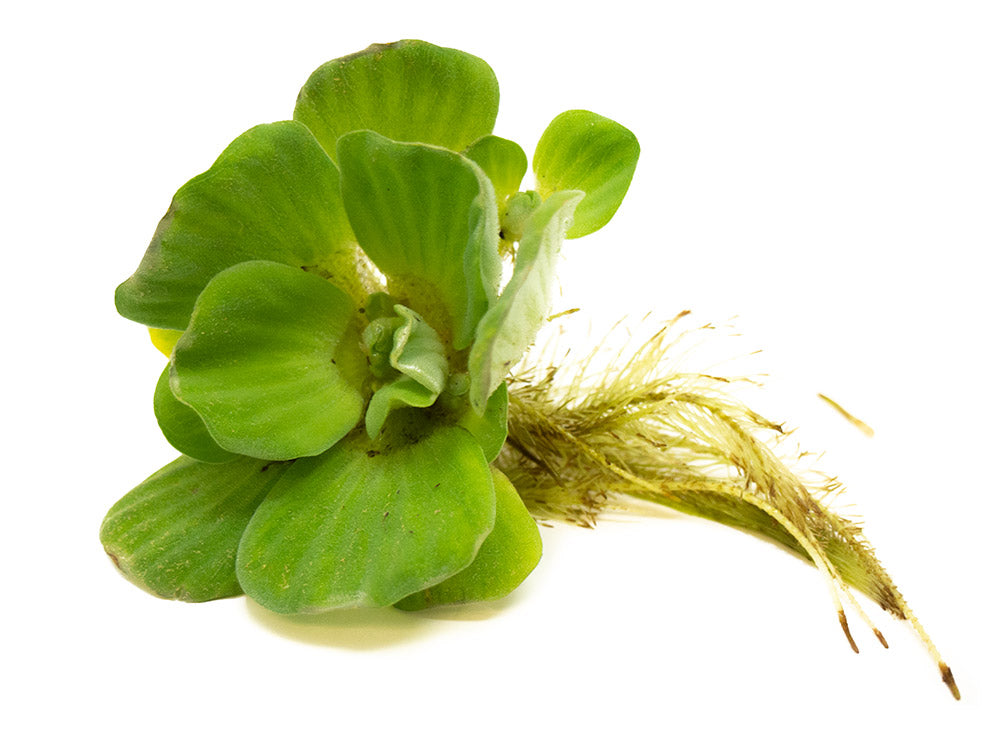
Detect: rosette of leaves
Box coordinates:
(102, 40, 640, 613)
(103, 40, 959, 700)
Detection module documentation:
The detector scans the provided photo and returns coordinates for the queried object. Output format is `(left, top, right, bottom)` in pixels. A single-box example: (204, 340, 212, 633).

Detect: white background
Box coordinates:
(4, 1, 1002, 750)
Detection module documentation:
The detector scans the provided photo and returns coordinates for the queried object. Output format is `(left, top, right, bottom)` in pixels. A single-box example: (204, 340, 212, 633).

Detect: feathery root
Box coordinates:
(500, 313, 959, 699)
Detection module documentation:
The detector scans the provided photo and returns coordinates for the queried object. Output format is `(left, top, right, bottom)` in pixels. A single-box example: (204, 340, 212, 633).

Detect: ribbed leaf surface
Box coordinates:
(295, 40, 498, 159)
(100, 456, 288, 602)
(533, 110, 639, 239)
(172, 261, 366, 460)
(468, 191, 582, 412)
(337, 131, 500, 349)
(115, 121, 358, 330)
(396, 468, 541, 610)
(237, 425, 495, 612)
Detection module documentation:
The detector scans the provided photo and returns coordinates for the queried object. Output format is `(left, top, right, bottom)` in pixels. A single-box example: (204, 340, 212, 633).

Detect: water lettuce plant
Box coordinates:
(102, 40, 957, 698)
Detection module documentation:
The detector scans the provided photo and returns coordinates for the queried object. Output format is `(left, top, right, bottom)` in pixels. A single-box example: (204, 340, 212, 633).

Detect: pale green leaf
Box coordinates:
(468, 191, 583, 412)
(365, 376, 440, 439)
(464, 134, 527, 204)
(337, 131, 500, 349)
(100, 456, 288, 602)
(295, 40, 498, 159)
(387, 305, 448, 394)
(172, 261, 366, 460)
(153, 364, 237, 463)
(116, 121, 360, 330)
(396, 467, 541, 610)
(533, 110, 639, 239)
(236, 422, 495, 612)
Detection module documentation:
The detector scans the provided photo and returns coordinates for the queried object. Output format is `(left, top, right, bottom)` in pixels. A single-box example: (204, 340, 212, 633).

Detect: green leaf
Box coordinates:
(149, 328, 182, 357)
(365, 376, 440, 439)
(445, 381, 509, 463)
(468, 191, 583, 413)
(386, 305, 448, 394)
(396, 467, 541, 610)
(499, 191, 542, 242)
(464, 135, 527, 204)
(172, 261, 367, 461)
(236, 423, 496, 613)
(363, 304, 449, 438)
(115, 121, 360, 330)
(294, 40, 499, 160)
(533, 110, 640, 239)
(153, 365, 237, 463)
(337, 131, 500, 349)
(100, 456, 288, 602)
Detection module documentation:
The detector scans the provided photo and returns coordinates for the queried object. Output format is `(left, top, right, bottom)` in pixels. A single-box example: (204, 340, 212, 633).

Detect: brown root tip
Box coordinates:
(873, 627, 889, 649)
(940, 663, 961, 701)
(839, 610, 859, 654)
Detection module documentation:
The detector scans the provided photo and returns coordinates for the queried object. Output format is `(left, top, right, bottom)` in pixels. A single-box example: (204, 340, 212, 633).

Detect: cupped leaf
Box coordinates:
(464, 135, 527, 205)
(365, 376, 440, 439)
(149, 328, 182, 357)
(236, 422, 496, 613)
(153, 365, 237, 463)
(533, 110, 640, 239)
(115, 121, 360, 330)
(100, 456, 288, 602)
(172, 261, 367, 461)
(468, 191, 583, 413)
(295, 40, 499, 160)
(337, 131, 501, 349)
(499, 190, 542, 242)
(396, 467, 542, 611)
(387, 305, 448, 394)
(363, 304, 449, 438)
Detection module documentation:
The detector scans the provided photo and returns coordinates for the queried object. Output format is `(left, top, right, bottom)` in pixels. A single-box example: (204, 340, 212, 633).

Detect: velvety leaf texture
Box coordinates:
(533, 110, 639, 239)
(236, 424, 495, 612)
(396, 467, 542, 610)
(468, 191, 583, 412)
(153, 364, 237, 463)
(101, 456, 288, 602)
(464, 134, 528, 205)
(337, 131, 500, 349)
(294, 40, 499, 160)
(115, 121, 359, 330)
(172, 261, 366, 460)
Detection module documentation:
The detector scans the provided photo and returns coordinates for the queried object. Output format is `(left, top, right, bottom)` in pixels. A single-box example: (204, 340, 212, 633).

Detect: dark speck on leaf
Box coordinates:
(366, 449, 379, 458)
